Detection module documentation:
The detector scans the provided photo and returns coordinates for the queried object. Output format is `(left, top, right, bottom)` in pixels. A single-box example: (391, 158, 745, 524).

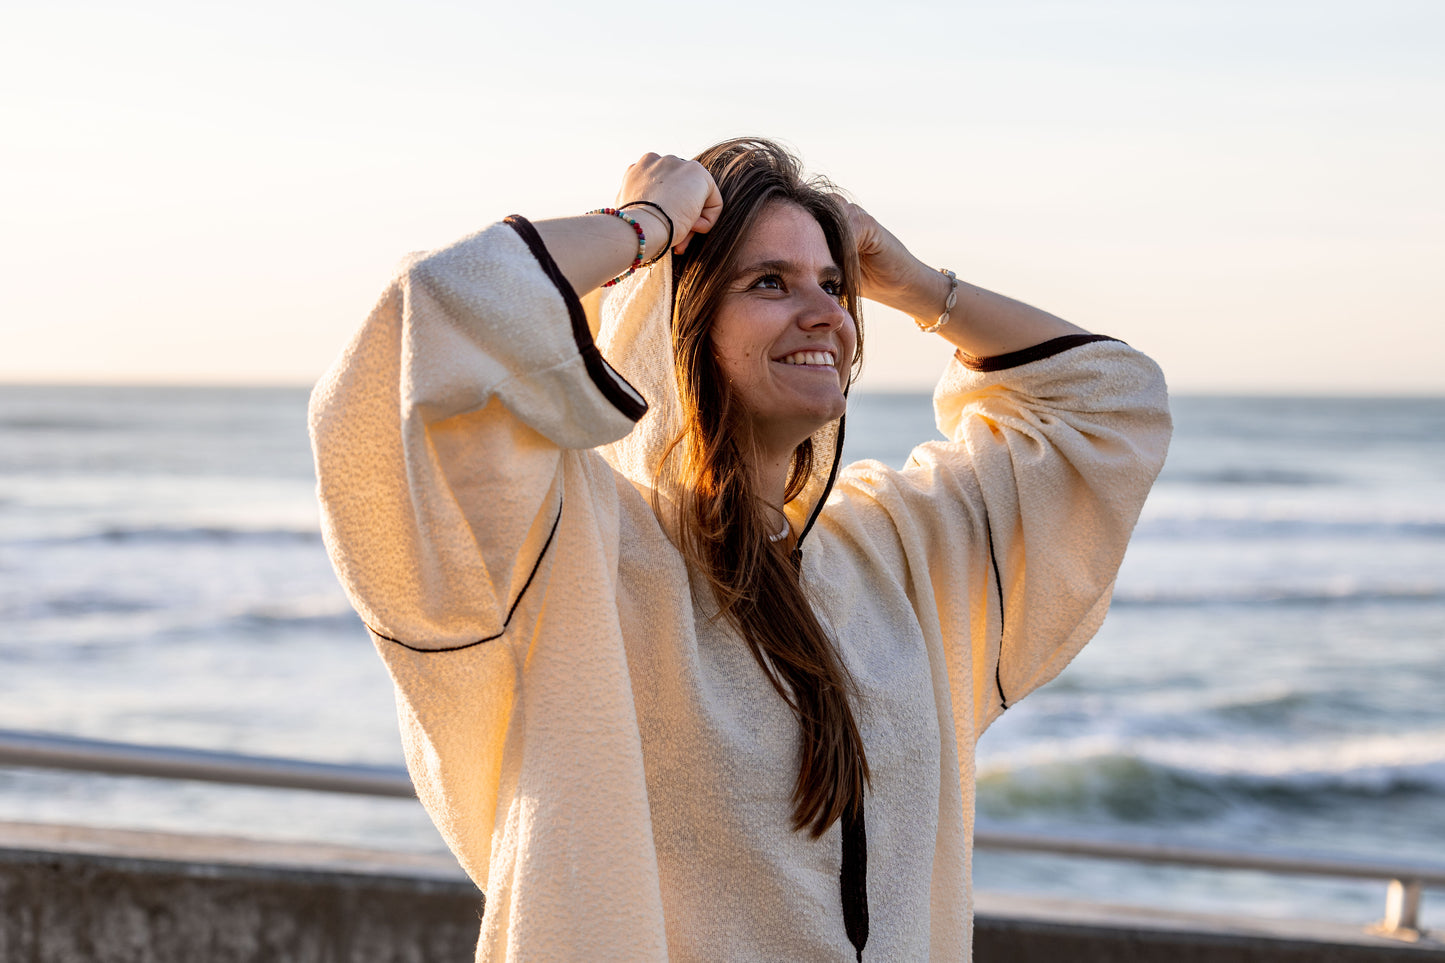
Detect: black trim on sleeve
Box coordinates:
(502, 215, 648, 422)
(367, 497, 563, 654)
(984, 514, 1010, 712)
(958, 334, 1122, 373)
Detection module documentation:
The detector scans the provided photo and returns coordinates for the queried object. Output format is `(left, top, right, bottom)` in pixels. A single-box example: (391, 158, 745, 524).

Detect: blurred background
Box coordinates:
(2, 0, 1441, 934)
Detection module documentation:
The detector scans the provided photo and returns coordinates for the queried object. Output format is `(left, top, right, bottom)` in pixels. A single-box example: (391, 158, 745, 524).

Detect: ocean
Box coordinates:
(2, 384, 1442, 928)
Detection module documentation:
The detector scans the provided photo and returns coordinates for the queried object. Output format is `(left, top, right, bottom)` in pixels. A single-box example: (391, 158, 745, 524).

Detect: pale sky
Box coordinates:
(2, 0, 1440, 393)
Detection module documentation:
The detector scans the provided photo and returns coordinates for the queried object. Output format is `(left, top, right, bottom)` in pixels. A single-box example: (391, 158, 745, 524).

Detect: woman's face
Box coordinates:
(709, 201, 856, 456)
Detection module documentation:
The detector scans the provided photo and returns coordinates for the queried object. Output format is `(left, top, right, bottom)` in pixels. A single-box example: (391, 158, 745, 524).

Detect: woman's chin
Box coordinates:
(749, 400, 846, 454)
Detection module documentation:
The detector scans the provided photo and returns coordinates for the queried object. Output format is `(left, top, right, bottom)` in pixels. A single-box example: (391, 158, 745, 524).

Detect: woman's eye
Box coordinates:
(753, 274, 785, 291)
(821, 279, 844, 298)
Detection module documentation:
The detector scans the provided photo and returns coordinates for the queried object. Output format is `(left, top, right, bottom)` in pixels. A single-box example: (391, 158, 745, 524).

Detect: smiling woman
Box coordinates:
(308, 137, 1173, 961)
(710, 203, 856, 467)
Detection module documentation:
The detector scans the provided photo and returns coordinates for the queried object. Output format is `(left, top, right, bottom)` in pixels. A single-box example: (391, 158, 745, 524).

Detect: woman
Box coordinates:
(310, 139, 1171, 961)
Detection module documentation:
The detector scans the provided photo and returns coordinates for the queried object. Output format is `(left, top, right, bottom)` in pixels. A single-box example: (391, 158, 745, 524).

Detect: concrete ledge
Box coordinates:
(974, 892, 1442, 962)
(0, 821, 469, 885)
(1, 822, 1440, 962)
(0, 822, 482, 963)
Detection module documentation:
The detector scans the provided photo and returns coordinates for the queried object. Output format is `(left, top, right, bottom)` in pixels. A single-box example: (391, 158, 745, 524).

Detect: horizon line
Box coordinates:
(1, 379, 1442, 402)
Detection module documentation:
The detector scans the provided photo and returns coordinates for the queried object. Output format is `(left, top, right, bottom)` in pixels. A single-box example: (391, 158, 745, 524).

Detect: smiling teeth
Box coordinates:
(780, 351, 835, 367)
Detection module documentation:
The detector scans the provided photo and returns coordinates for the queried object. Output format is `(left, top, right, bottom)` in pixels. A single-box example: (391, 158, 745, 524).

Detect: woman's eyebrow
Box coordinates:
(736, 258, 793, 277)
(736, 258, 842, 278)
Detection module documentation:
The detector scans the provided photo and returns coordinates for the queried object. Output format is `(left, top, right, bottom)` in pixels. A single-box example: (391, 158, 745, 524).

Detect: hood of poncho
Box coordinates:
(594, 252, 846, 547)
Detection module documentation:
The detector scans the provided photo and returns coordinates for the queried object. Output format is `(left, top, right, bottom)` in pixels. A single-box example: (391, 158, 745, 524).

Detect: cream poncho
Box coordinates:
(309, 216, 1171, 961)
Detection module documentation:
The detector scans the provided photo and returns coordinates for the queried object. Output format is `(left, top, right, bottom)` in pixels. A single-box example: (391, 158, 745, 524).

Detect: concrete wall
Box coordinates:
(974, 909, 1442, 963)
(1, 822, 1438, 962)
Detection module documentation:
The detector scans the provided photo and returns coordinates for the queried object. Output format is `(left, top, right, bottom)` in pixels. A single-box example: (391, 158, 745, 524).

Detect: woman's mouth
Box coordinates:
(776, 350, 836, 369)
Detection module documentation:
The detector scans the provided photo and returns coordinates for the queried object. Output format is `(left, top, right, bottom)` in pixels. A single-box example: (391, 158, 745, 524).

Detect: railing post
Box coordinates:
(1372, 877, 1423, 941)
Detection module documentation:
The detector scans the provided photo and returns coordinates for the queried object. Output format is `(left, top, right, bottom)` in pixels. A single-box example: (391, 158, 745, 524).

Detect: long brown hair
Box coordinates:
(661, 138, 869, 837)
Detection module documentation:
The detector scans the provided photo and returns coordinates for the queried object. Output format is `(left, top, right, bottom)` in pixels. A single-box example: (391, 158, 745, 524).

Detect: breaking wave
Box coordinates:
(977, 734, 1445, 824)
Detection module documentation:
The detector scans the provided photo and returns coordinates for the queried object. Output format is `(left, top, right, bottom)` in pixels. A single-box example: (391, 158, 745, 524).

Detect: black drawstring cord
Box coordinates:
(841, 798, 868, 961)
(794, 496, 866, 960)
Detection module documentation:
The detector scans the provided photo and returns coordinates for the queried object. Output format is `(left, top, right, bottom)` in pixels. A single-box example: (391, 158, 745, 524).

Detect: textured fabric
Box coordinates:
(309, 218, 1172, 961)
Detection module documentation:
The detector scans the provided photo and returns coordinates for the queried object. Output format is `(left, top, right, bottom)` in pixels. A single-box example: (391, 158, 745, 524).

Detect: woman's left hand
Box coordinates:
(833, 198, 952, 324)
(836, 197, 1090, 353)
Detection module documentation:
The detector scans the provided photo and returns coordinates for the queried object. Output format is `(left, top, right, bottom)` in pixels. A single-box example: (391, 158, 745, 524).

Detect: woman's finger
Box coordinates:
(676, 175, 723, 254)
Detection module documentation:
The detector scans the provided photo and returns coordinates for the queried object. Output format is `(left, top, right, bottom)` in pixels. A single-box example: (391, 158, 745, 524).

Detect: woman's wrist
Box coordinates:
(873, 259, 956, 325)
(914, 269, 958, 334)
(620, 204, 673, 262)
(533, 212, 655, 295)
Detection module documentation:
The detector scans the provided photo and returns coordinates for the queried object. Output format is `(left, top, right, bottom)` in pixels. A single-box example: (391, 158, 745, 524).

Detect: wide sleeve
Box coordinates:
(828, 335, 1171, 735)
(307, 218, 668, 948)
(308, 216, 645, 648)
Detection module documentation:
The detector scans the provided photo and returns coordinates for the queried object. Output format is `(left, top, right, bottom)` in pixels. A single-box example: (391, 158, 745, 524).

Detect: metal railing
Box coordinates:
(972, 828, 1442, 941)
(0, 728, 1439, 942)
(0, 728, 412, 798)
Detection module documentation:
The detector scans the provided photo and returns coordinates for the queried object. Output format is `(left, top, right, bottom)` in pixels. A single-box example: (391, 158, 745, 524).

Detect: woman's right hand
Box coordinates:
(530, 153, 723, 295)
(616, 154, 723, 256)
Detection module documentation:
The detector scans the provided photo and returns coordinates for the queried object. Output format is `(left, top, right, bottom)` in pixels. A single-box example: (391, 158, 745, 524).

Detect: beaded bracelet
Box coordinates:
(916, 268, 958, 334)
(587, 208, 646, 287)
(619, 200, 674, 264)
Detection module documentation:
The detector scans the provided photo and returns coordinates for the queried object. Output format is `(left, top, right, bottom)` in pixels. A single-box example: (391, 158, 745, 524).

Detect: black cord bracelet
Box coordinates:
(619, 201, 675, 265)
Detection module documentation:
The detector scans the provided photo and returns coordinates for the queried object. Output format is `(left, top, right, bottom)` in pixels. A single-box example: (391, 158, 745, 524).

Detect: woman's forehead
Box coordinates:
(735, 202, 838, 272)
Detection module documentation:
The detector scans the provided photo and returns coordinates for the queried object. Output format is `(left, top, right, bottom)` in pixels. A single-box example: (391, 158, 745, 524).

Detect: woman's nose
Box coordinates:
(798, 286, 850, 331)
